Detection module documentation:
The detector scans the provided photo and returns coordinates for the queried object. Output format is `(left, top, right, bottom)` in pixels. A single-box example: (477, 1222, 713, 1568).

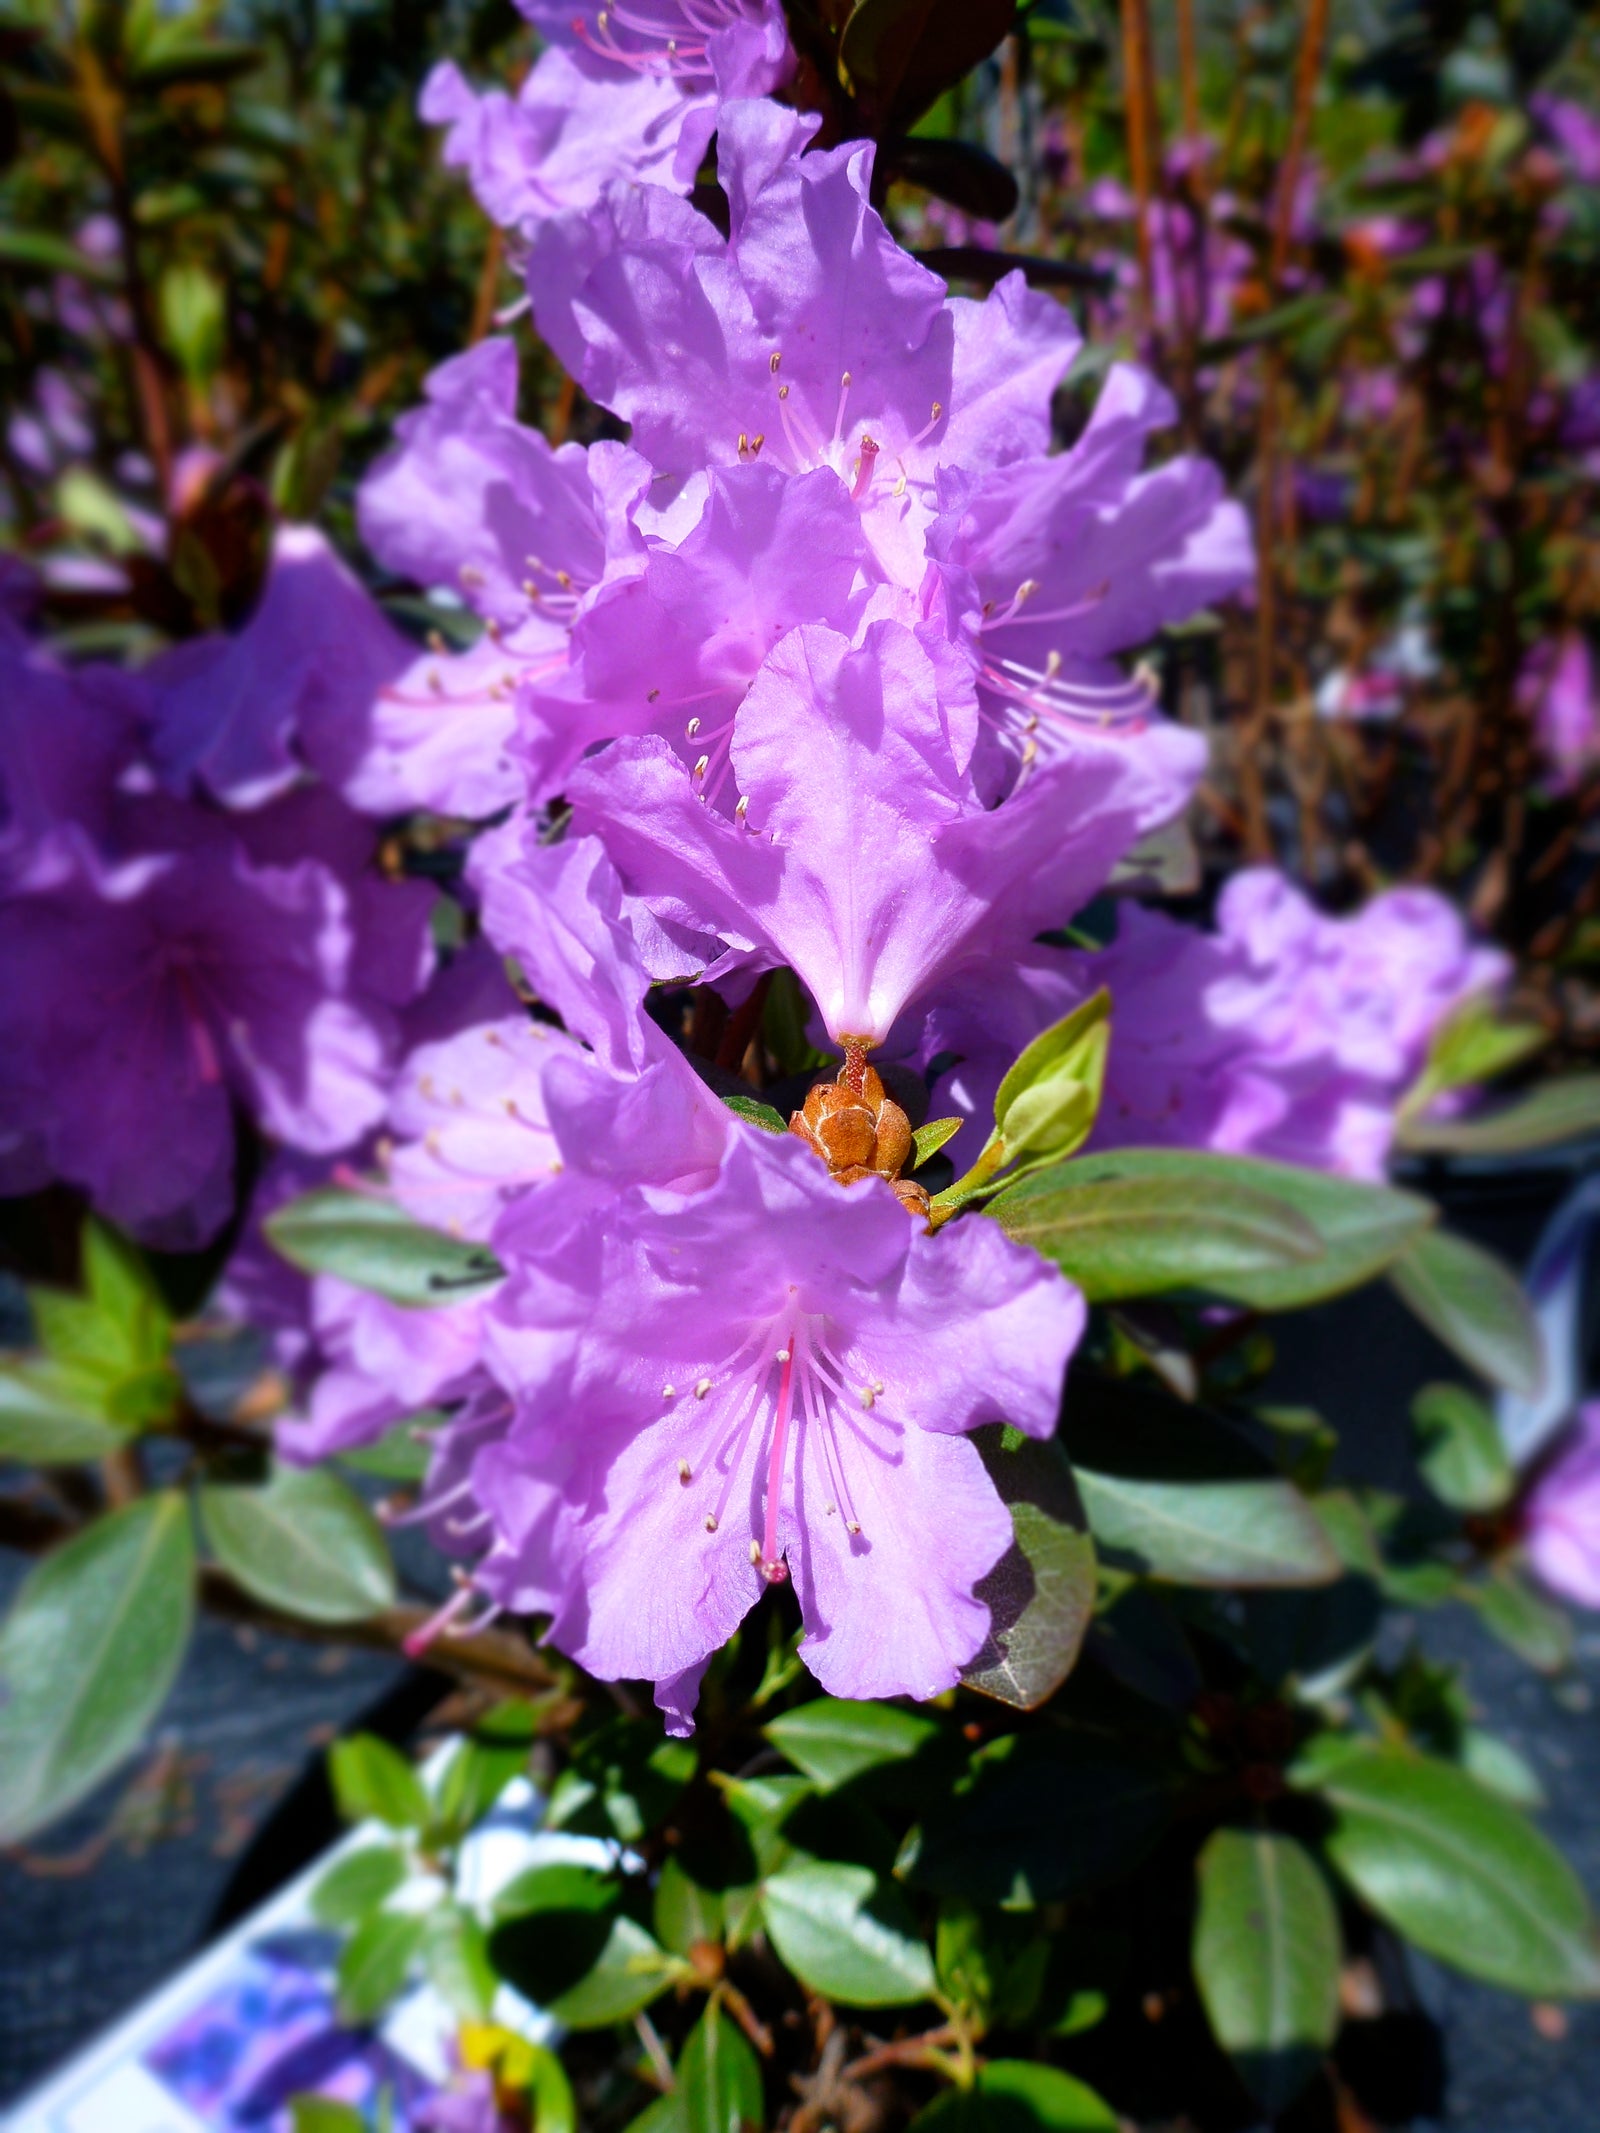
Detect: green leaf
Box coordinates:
(654, 1855, 726, 1954)
(81, 1220, 170, 1356)
(0, 1363, 126, 1462)
(1398, 996, 1548, 1124)
(678, 1998, 765, 2133)
(265, 1188, 503, 1308)
(912, 1117, 964, 1168)
(724, 1094, 789, 1135)
(1475, 1566, 1573, 1673)
(1412, 1383, 1513, 1512)
(291, 2101, 368, 2133)
(200, 1465, 395, 1623)
(907, 2060, 1117, 2133)
(1015, 1153, 1434, 1311)
(524, 2045, 579, 2133)
(1297, 1745, 1600, 1997)
(1192, 1829, 1341, 2114)
(761, 1858, 936, 2006)
(989, 1163, 1320, 1302)
(311, 1843, 409, 1927)
(1397, 1075, 1600, 1156)
(765, 1699, 938, 1793)
(424, 1902, 497, 2018)
(0, 226, 123, 284)
(549, 1914, 682, 2027)
(546, 1719, 696, 1844)
(433, 1704, 536, 1838)
(962, 1429, 1096, 1709)
(337, 1410, 444, 1481)
(337, 1908, 426, 2024)
(0, 1492, 194, 1843)
(1389, 1228, 1544, 1398)
(899, 1734, 1172, 1906)
(1460, 1728, 1546, 1810)
(1075, 1467, 1339, 1588)
(328, 1734, 430, 1831)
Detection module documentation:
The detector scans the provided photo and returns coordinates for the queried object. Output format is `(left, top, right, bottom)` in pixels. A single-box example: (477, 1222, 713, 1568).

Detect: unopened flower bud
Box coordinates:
(790, 1062, 922, 1212)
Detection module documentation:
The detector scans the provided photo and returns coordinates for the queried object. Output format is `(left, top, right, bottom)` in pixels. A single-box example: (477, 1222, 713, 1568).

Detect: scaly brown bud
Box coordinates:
(788, 1062, 924, 1221)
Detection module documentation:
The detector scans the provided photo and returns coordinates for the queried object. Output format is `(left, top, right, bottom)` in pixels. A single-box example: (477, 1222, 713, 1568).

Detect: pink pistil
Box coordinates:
(759, 1336, 796, 1582)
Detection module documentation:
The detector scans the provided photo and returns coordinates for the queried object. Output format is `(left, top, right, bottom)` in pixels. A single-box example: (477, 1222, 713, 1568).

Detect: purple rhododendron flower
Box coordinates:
(916, 868, 1507, 1182)
(925, 362, 1252, 793)
(567, 617, 1200, 1044)
(1525, 1402, 1600, 1610)
(0, 612, 143, 892)
(526, 100, 1083, 591)
(349, 338, 652, 819)
(0, 788, 433, 1245)
(481, 1128, 1082, 1719)
(146, 526, 413, 808)
(1520, 632, 1600, 796)
(425, 0, 791, 235)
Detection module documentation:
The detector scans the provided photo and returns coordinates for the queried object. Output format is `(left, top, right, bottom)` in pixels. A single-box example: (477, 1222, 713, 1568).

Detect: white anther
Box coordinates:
(1044, 650, 1063, 681)
(662, 1384, 676, 1400)
(859, 1387, 875, 1410)
(704, 1513, 719, 1532)
(846, 1521, 863, 1536)
(693, 754, 710, 781)
(677, 1458, 692, 1481)
(686, 716, 701, 737)
(735, 795, 749, 821)
(770, 351, 782, 373)
(775, 1347, 791, 1363)
(748, 1540, 764, 1564)
(694, 1377, 713, 1399)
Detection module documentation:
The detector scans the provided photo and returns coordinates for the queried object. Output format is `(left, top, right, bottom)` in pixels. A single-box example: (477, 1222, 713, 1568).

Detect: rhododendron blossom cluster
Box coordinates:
(0, 67, 1517, 1731)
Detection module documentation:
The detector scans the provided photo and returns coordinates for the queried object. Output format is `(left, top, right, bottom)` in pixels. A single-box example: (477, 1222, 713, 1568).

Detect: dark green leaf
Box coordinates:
(549, 1915, 681, 2027)
(310, 1843, 409, 1927)
(200, 1465, 395, 1623)
(679, 1997, 765, 2133)
(1412, 1383, 1513, 1511)
(0, 1492, 194, 1843)
(1389, 1228, 1544, 1398)
(988, 1157, 1321, 1304)
(1397, 1075, 1600, 1156)
(900, 1734, 1172, 1906)
(0, 1363, 126, 1463)
(1297, 1745, 1600, 1997)
(880, 136, 1020, 220)
(490, 1863, 622, 2004)
(908, 2060, 1116, 2133)
(328, 1734, 430, 1831)
(760, 1858, 936, 2006)
(547, 1719, 696, 1843)
(265, 1187, 503, 1308)
(1000, 1153, 1432, 1312)
(1192, 1829, 1341, 2114)
(765, 1699, 938, 1792)
(337, 1909, 426, 2024)
(962, 1429, 1095, 1709)
(1398, 996, 1547, 1121)
(840, 0, 1017, 130)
